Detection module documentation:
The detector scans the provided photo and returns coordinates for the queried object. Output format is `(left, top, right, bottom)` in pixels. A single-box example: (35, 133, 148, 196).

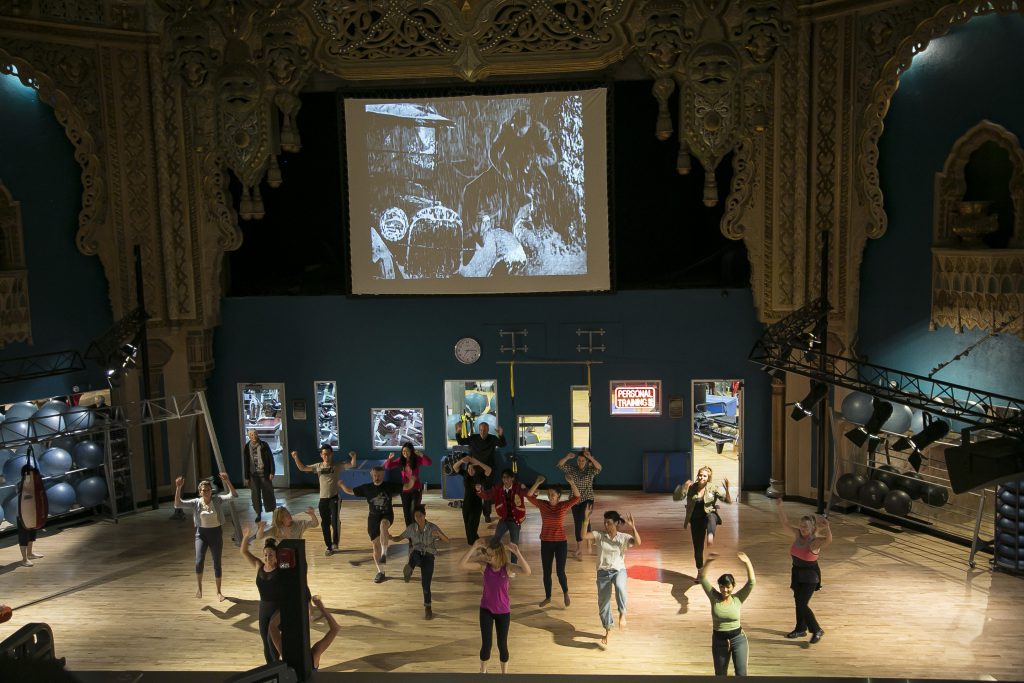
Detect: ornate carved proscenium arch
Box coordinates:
(858, 0, 1024, 240)
(0, 48, 106, 257)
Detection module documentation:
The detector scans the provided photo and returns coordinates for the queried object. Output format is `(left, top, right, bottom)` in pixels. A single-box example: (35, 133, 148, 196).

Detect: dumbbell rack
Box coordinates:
(994, 481, 1024, 573)
(828, 411, 996, 556)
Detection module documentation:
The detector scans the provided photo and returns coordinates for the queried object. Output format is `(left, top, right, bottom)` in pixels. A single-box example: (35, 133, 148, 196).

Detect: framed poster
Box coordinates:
(371, 408, 425, 450)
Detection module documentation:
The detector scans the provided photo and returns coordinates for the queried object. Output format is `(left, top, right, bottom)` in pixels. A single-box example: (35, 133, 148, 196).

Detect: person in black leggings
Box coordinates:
(678, 465, 732, 577)
(775, 497, 832, 644)
(454, 454, 492, 544)
(240, 525, 283, 664)
(174, 472, 239, 600)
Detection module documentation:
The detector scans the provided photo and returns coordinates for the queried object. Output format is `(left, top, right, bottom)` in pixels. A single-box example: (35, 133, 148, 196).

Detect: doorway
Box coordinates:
(691, 379, 742, 497)
(238, 382, 289, 487)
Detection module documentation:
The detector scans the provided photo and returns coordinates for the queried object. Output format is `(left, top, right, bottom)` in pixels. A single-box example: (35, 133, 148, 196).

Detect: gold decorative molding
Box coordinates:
(0, 180, 31, 347)
(931, 249, 1024, 337)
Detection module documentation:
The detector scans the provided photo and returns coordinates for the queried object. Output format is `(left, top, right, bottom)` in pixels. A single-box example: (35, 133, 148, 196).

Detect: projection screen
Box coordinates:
(342, 87, 610, 295)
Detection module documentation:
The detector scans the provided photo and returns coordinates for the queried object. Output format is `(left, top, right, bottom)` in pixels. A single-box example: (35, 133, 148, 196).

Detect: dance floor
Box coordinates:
(1, 488, 1022, 680)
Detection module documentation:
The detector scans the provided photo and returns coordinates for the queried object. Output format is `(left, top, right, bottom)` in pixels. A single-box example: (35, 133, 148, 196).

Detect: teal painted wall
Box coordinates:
(0, 71, 111, 401)
(861, 13, 1024, 399)
(209, 289, 771, 488)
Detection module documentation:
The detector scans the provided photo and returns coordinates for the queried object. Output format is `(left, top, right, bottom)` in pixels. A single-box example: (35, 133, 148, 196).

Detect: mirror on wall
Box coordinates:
(517, 414, 552, 450)
(444, 379, 498, 448)
(691, 379, 742, 496)
(238, 383, 289, 487)
(314, 381, 339, 449)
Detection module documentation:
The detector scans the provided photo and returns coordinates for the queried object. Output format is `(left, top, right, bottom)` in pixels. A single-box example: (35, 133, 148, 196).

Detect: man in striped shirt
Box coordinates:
(526, 475, 581, 607)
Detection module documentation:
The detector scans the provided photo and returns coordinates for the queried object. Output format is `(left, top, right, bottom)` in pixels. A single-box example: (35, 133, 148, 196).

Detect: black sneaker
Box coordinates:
(403, 563, 413, 582)
(786, 629, 807, 639)
(374, 571, 385, 583)
(325, 548, 334, 557)
(424, 605, 433, 619)
(810, 630, 825, 644)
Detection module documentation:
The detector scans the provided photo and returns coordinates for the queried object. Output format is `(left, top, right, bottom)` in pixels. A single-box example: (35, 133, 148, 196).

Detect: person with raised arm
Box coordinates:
(174, 472, 238, 601)
(775, 497, 832, 644)
(455, 420, 506, 522)
(557, 448, 602, 558)
(239, 523, 284, 664)
(389, 504, 450, 618)
(676, 465, 733, 576)
(339, 465, 416, 583)
(476, 469, 528, 563)
(291, 446, 356, 556)
(526, 475, 581, 607)
(256, 505, 319, 543)
(385, 442, 433, 527)
(459, 536, 532, 674)
(454, 453, 492, 544)
(266, 595, 340, 672)
(699, 552, 756, 676)
(585, 509, 641, 647)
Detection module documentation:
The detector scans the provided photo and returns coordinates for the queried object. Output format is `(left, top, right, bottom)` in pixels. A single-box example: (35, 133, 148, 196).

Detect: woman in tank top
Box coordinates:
(174, 472, 238, 601)
(775, 497, 832, 644)
(459, 535, 532, 674)
(241, 524, 284, 664)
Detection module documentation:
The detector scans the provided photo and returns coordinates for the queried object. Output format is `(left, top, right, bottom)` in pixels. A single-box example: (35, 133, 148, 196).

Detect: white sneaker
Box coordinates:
(21, 559, 33, 567)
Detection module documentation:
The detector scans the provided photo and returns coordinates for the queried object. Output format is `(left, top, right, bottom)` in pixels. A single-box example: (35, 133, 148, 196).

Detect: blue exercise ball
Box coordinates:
(841, 392, 873, 425)
(40, 447, 73, 477)
(0, 413, 35, 446)
(909, 409, 926, 434)
(48, 436, 76, 452)
(76, 476, 107, 507)
(32, 400, 68, 437)
(46, 481, 77, 515)
(5, 402, 38, 420)
(2, 454, 29, 484)
(477, 414, 498, 432)
(73, 441, 104, 469)
(63, 405, 96, 432)
(2, 491, 19, 525)
(446, 414, 462, 440)
(465, 392, 488, 416)
(883, 404, 913, 434)
(0, 448, 13, 473)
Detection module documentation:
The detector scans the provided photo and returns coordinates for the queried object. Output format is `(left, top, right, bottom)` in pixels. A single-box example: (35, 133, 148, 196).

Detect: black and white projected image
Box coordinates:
(363, 94, 588, 281)
(371, 408, 425, 450)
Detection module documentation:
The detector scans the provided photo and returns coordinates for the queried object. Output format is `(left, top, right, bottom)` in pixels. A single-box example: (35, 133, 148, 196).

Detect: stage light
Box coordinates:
(893, 419, 950, 471)
(845, 397, 893, 447)
(790, 382, 828, 421)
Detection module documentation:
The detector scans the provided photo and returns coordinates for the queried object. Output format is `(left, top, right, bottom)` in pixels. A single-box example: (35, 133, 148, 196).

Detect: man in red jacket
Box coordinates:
(476, 469, 527, 563)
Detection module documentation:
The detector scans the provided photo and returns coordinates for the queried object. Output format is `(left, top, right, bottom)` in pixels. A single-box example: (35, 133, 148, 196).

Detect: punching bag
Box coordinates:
(19, 447, 47, 530)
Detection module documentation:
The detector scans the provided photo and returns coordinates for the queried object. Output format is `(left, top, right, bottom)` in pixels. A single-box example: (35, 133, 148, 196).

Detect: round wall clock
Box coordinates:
(454, 337, 482, 364)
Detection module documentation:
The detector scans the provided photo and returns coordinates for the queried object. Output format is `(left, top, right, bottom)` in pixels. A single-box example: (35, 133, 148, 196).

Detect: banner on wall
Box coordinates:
(609, 380, 662, 417)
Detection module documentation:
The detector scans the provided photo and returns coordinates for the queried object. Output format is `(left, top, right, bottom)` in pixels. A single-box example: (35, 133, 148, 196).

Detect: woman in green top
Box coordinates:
(700, 551, 755, 676)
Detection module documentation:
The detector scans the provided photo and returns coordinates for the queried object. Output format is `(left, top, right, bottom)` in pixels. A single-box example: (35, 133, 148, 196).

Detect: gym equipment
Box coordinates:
(922, 483, 950, 507)
(883, 489, 913, 516)
(2, 454, 29, 484)
(2, 492, 18, 524)
(945, 436, 1024, 494)
(840, 392, 873, 425)
(19, 451, 47, 528)
(73, 441, 104, 469)
(32, 401, 68, 437)
(45, 481, 77, 515)
(39, 448, 72, 477)
(836, 472, 867, 501)
(882, 404, 913, 435)
(871, 465, 900, 489)
(0, 448, 13, 472)
(446, 414, 462, 440)
(76, 476, 108, 507)
(895, 471, 925, 500)
(464, 392, 488, 416)
(997, 515, 1024, 532)
(4, 402, 37, 420)
(0, 414, 34, 445)
(859, 479, 889, 508)
(63, 405, 95, 432)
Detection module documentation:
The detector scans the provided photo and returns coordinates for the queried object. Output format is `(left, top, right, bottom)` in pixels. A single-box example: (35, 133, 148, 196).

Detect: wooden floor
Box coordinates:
(1, 487, 1023, 679)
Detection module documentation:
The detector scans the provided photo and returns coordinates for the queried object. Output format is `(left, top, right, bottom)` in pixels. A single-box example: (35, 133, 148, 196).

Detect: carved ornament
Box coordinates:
(0, 180, 31, 348)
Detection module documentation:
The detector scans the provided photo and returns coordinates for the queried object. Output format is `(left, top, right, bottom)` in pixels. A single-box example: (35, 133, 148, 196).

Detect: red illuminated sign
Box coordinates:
(609, 381, 662, 416)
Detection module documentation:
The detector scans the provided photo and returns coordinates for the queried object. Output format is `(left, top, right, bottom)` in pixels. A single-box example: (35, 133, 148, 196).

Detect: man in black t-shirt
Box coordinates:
(453, 454, 493, 545)
(340, 465, 414, 583)
(454, 421, 506, 522)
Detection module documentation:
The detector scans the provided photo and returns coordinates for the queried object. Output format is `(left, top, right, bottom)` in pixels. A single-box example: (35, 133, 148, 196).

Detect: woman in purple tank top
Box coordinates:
(459, 536, 533, 673)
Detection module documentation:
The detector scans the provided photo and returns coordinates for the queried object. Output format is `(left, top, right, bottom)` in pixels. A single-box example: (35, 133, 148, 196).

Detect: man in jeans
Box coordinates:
(476, 469, 527, 563)
(291, 445, 356, 556)
(242, 429, 276, 522)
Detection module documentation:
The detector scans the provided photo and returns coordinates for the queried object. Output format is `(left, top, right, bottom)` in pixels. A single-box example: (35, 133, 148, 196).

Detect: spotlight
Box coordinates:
(790, 382, 828, 421)
(893, 419, 950, 471)
(845, 398, 893, 447)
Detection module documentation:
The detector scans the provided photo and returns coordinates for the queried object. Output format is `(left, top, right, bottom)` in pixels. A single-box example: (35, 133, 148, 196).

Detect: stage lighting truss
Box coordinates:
(0, 349, 86, 385)
(749, 297, 1024, 441)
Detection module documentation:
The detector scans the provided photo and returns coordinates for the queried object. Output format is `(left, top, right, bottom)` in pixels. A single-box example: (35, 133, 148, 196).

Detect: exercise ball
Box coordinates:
(1001, 481, 1022, 495)
(73, 441, 104, 469)
(0, 448, 12, 473)
(922, 483, 949, 507)
(999, 488, 1020, 505)
(2, 454, 29, 484)
(465, 392, 488, 416)
(40, 447, 73, 477)
(896, 471, 925, 500)
(860, 479, 889, 508)
(909, 409, 926, 434)
(836, 472, 867, 501)
(489, 395, 498, 413)
(32, 400, 68, 437)
(63, 405, 95, 432)
(446, 414, 462, 440)
(76, 475, 107, 507)
(882, 404, 913, 435)
(5, 402, 38, 420)
(883, 489, 913, 516)
(872, 465, 900, 489)
(2, 492, 18, 525)
(477, 413, 498, 432)
(0, 413, 34, 445)
(841, 392, 874, 425)
(48, 436, 76, 452)
(45, 481, 77, 515)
